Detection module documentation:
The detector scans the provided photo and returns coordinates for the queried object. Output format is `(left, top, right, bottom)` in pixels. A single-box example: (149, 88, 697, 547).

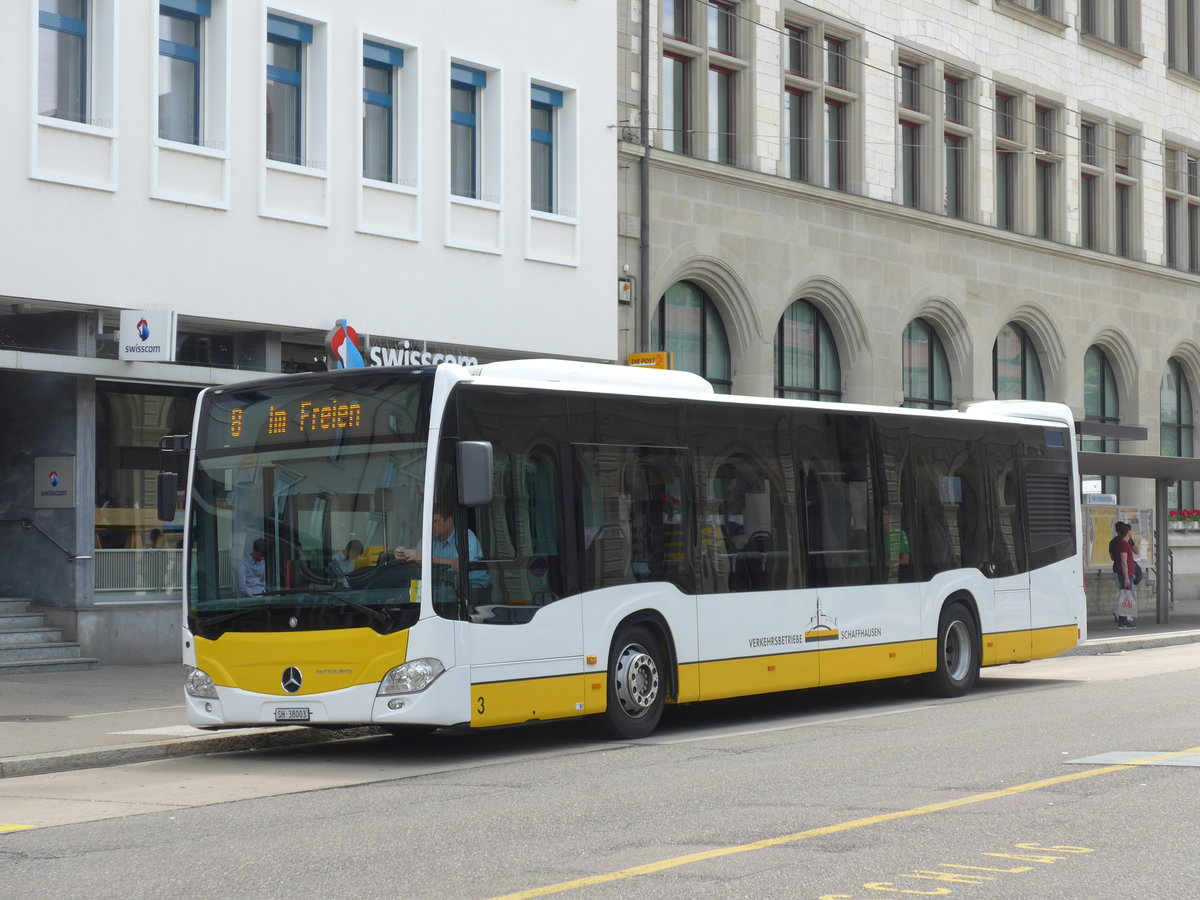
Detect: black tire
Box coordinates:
(927, 602, 979, 697)
(599, 625, 666, 739)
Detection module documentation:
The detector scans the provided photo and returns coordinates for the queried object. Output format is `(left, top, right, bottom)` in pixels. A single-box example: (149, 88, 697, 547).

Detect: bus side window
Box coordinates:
(799, 413, 876, 588)
(576, 445, 692, 593)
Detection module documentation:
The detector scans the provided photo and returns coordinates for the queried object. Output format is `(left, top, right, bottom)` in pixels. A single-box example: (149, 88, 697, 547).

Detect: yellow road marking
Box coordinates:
(489, 746, 1200, 900)
(1, 825, 36, 834)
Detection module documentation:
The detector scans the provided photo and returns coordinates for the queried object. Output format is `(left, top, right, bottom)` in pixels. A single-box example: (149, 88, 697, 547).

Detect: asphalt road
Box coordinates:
(2, 645, 1199, 900)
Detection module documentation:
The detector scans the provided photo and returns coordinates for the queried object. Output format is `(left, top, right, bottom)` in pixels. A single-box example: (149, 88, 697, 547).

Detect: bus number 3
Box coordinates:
(476, 696, 485, 715)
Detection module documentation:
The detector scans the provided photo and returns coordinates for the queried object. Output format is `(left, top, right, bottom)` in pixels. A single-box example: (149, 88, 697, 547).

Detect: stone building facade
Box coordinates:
(617, 0, 1200, 511)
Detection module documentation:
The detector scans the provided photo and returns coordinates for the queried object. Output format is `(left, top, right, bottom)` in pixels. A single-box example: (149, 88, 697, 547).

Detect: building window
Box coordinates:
(897, 61, 927, 209)
(266, 14, 310, 166)
(708, 65, 734, 164)
(943, 74, 973, 220)
(652, 282, 731, 394)
(1168, 0, 1200, 77)
(662, 53, 690, 154)
(993, 323, 1045, 400)
(994, 90, 1022, 232)
(1164, 146, 1200, 272)
(785, 88, 809, 182)
(825, 100, 846, 190)
(530, 84, 562, 213)
(1083, 345, 1120, 495)
(902, 318, 952, 409)
(786, 25, 808, 76)
(776, 300, 841, 401)
(900, 121, 922, 208)
(1033, 105, 1061, 240)
(708, 1, 734, 54)
(663, 0, 688, 40)
(945, 134, 964, 217)
(1114, 129, 1139, 258)
(781, 20, 856, 191)
(362, 41, 403, 182)
(159, 2, 210, 145)
(1081, 0, 1139, 50)
(1162, 357, 1196, 511)
(662, 1, 745, 164)
(1081, 121, 1099, 249)
(38, 0, 88, 123)
(450, 63, 486, 199)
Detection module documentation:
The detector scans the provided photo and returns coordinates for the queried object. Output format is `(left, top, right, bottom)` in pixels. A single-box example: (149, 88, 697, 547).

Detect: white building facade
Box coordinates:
(1, 0, 616, 663)
(618, 0, 1200, 511)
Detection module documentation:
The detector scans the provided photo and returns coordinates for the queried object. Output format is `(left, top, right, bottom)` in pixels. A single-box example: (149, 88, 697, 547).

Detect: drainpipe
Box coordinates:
(639, 0, 651, 353)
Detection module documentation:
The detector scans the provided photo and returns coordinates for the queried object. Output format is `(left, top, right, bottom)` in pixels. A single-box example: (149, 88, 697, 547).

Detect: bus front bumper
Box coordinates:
(184, 663, 469, 729)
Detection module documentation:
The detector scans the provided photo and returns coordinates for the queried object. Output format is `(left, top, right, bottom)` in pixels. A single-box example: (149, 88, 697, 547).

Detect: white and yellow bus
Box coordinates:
(176, 359, 1085, 739)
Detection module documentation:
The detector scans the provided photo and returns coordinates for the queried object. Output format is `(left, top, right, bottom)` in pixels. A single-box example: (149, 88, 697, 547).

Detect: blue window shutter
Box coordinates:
(364, 40, 404, 68)
(161, 0, 212, 16)
(531, 85, 564, 108)
(267, 14, 312, 44)
(451, 63, 487, 88)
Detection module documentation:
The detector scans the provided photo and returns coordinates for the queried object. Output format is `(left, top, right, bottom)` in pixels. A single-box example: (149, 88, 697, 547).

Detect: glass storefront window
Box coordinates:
(95, 384, 197, 552)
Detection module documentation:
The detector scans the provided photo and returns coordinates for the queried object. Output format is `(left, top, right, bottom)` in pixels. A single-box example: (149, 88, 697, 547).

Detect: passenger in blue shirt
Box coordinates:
(235, 538, 269, 597)
(394, 509, 491, 603)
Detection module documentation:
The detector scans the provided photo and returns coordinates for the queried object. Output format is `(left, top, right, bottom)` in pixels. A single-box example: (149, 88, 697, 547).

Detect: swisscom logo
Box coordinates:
(125, 316, 162, 355)
(48, 471, 59, 488)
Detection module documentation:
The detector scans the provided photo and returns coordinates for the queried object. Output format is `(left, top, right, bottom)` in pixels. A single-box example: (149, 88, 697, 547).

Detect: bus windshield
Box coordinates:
(187, 372, 432, 639)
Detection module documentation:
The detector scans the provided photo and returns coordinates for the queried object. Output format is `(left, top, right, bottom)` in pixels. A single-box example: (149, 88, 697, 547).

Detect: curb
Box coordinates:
(0, 725, 382, 779)
(1060, 630, 1200, 657)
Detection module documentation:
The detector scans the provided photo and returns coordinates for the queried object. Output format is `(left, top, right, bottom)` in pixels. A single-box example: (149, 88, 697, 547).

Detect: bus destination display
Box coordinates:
(199, 377, 426, 453)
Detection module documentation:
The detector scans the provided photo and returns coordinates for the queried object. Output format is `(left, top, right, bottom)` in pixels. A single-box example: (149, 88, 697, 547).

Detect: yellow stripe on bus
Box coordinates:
(471, 674, 598, 727)
(195, 628, 409, 695)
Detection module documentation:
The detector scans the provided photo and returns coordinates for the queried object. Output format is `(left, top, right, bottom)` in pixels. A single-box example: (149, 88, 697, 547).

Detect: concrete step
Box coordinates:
(0, 627, 66, 646)
(0, 642, 91, 662)
(0, 657, 100, 676)
(0, 613, 48, 630)
(0, 599, 31, 614)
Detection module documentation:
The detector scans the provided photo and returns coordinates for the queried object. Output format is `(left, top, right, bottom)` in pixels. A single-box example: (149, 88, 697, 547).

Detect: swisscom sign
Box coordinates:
(119, 310, 178, 362)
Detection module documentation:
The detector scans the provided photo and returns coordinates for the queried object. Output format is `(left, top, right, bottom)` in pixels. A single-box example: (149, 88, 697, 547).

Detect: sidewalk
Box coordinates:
(2, 615, 1199, 780)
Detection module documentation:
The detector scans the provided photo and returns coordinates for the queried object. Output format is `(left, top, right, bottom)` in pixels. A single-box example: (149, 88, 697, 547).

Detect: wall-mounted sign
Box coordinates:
(368, 339, 478, 368)
(326, 319, 366, 370)
(34, 456, 75, 508)
(627, 352, 672, 369)
(119, 310, 178, 362)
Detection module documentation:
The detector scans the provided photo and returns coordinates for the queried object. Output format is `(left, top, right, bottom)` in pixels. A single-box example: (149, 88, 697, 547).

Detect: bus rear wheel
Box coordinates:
(600, 625, 666, 739)
(928, 602, 979, 697)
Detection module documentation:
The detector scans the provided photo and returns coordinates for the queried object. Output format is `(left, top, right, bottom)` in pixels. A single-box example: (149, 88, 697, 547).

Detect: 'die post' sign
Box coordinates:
(119, 310, 178, 362)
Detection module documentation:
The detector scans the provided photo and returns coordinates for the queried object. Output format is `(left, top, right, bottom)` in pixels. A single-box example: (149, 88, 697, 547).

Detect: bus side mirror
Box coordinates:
(157, 472, 179, 522)
(457, 441, 493, 507)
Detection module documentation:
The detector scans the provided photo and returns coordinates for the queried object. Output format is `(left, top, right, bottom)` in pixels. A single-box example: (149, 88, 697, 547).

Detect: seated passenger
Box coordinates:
(332, 539, 364, 574)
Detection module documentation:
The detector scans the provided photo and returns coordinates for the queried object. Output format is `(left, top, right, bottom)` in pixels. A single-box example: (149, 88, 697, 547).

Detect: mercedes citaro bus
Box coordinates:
(168, 359, 1084, 739)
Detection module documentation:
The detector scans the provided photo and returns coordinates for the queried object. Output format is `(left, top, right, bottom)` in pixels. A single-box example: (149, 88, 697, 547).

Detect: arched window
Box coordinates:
(1083, 345, 1120, 495)
(651, 281, 732, 393)
(1161, 357, 1195, 510)
(993, 323, 1045, 400)
(775, 299, 841, 400)
(902, 318, 951, 408)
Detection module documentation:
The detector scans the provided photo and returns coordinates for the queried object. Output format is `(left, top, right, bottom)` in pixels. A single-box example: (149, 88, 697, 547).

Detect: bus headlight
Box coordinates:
(184, 665, 217, 699)
(378, 658, 445, 695)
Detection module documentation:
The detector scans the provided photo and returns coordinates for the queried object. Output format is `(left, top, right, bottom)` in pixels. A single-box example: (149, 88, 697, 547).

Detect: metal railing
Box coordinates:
(94, 548, 183, 593)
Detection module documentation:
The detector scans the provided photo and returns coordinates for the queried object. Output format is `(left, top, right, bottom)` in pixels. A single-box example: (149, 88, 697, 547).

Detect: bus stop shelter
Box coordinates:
(1077, 448, 1200, 624)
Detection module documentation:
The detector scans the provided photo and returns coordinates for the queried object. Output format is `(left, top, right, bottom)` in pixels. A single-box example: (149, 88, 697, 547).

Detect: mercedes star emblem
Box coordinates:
(281, 667, 303, 693)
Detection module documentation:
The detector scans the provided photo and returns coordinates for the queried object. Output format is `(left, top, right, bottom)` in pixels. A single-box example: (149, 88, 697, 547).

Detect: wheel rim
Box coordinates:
(943, 618, 971, 682)
(613, 642, 660, 718)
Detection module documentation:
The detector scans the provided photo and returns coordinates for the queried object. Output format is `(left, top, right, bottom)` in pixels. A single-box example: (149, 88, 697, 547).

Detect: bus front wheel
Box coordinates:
(600, 625, 666, 739)
(928, 603, 979, 697)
